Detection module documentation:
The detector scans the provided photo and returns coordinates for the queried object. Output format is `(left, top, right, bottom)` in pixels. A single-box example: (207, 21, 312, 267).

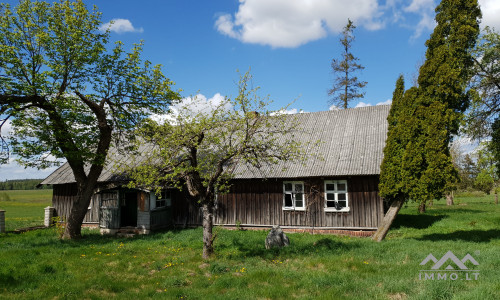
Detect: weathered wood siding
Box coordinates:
(172, 176, 383, 229)
(52, 184, 99, 224)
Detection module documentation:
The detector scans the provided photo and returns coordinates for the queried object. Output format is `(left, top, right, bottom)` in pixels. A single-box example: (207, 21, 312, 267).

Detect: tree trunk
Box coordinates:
(372, 199, 404, 242)
(202, 203, 214, 259)
(62, 181, 96, 239)
(446, 192, 454, 206)
(418, 202, 426, 213)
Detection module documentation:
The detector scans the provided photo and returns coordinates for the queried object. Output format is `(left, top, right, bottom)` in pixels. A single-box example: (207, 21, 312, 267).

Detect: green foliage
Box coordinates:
(466, 26, 500, 139)
(0, 0, 179, 238)
(328, 19, 367, 109)
(379, 0, 481, 210)
(128, 71, 310, 205)
(474, 169, 494, 194)
(379, 75, 406, 202)
(0, 0, 179, 168)
(0, 179, 50, 190)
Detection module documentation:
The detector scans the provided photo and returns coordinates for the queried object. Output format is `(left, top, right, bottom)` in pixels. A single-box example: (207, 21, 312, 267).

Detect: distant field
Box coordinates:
(0, 194, 499, 299)
(0, 189, 52, 231)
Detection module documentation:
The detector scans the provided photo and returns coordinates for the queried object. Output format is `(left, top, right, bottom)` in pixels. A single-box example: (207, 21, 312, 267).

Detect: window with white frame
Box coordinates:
(324, 180, 349, 211)
(155, 189, 172, 209)
(283, 181, 305, 210)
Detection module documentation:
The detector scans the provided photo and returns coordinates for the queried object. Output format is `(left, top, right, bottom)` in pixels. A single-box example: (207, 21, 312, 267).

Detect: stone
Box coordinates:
(265, 225, 290, 249)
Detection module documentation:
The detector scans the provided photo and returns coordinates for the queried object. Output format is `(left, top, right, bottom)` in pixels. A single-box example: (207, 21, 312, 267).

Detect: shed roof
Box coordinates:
(41, 105, 390, 185)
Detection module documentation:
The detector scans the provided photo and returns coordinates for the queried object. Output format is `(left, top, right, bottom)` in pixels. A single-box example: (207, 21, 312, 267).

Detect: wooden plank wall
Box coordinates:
(52, 184, 99, 224)
(210, 176, 383, 229)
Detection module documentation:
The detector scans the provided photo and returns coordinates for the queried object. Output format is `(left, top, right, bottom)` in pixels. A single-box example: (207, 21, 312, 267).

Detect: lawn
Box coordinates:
(0, 189, 52, 231)
(0, 194, 499, 299)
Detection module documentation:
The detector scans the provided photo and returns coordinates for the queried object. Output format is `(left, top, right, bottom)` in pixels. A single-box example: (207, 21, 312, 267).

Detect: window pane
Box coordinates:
(326, 184, 335, 191)
(338, 201, 347, 208)
(284, 183, 292, 191)
(326, 201, 336, 208)
(284, 194, 293, 207)
(338, 193, 346, 200)
(326, 193, 335, 200)
(295, 193, 303, 201)
(337, 183, 346, 191)
(295, 200, 303, 208)
(295, 184, 303, 192)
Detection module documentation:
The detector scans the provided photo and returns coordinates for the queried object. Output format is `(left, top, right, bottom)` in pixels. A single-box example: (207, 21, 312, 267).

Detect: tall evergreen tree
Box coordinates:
(328, 19, 367, 109)
(378, 0, 481, 216)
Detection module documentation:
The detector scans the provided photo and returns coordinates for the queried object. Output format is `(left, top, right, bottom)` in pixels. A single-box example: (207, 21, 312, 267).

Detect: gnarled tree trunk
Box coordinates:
(418, 202, 426, 213)
(202, 203, 214, 259)
(446, 192, 454, 206)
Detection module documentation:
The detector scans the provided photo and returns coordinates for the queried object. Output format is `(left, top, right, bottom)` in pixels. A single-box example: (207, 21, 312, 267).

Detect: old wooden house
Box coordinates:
(41, 105, 390, 235)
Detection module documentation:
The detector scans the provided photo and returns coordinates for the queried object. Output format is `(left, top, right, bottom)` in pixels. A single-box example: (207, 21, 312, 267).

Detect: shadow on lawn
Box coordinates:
(417, 229, 500, 243)
(392, 213, 447, 229)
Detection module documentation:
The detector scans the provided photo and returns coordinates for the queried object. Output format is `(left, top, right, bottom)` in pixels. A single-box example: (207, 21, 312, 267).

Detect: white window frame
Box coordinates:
(151, 189, 172, 210)
(324, 180, 349, 212)
(283, 181, 306, 211)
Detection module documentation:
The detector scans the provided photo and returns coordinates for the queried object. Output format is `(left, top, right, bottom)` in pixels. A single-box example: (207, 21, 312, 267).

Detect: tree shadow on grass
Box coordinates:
(416, 229, 500, 243)
(392, 213, 447, 229)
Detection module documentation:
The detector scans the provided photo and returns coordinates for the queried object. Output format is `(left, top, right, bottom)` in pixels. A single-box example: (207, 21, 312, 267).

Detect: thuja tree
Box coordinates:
(128, 72, 309, 259)
(0, 0, 179, 239)
(328, 19, 367, 109)
(376, 0, 480, 239)
(409, 0, 480, 213)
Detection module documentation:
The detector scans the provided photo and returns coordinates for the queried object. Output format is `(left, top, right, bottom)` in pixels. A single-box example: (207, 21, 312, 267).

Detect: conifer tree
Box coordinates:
(378, 0, 480, 216)
(328, 19, 367, 109)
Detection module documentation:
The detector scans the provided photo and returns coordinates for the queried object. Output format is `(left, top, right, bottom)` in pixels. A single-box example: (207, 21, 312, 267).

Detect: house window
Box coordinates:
(283, 181, 305, 211)
(155, 189, 172, 208)
(324, 180, 349, 212)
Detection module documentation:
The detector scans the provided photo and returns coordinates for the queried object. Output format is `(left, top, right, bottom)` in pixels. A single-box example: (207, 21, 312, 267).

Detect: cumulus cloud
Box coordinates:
(270, 108, 306, 116)
(479, 0, 500, 29)
(376, 99, 392, 106)
(215, 0, 382, 48)
(0, 119, 12, 136)
(151, 93, 231, 124)
(99, 18, 144, 34)
(354, 102, 372, 108)
(403, 0, 436, 40)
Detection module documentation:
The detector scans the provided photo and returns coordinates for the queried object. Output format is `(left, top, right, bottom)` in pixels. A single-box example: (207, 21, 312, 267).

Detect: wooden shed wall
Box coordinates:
(172, 176, 383, 229)
(52, 184, 99, 223)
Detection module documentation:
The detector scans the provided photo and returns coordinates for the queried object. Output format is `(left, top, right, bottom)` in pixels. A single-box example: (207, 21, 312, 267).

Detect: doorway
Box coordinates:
(121, 191, 137, 227)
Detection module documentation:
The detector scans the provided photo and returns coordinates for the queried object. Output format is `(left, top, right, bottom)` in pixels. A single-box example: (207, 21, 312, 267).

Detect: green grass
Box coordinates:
(0, 189, 52, 231)
(0, 195, 499, 299)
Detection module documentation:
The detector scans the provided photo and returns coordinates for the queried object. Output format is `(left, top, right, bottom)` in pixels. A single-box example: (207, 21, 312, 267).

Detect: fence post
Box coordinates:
(44, 206, 55, 227)
(0, 210, 5, 233)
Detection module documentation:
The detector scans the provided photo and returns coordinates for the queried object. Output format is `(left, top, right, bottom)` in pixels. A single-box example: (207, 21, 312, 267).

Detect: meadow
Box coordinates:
(0, 189, 52, 231)
(0, 191, 499, 299)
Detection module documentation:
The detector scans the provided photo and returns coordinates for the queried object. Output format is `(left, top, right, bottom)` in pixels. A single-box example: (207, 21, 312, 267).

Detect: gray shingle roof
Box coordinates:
(41, 105, 390, 184)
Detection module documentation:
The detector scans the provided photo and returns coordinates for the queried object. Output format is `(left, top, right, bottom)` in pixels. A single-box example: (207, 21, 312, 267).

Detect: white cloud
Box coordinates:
(376, 99, 392, 106)
(355, 102, 372, 108)
(479, 0, 500, 30)
(270, 108, 306, 116)
(0, 157, 59, 181)
(0, 119, 12, 136)
(99, 18, 144, 34)
(215, 0, 382, 48)
(404, 0, 436, 40)
(329, 104, 340, 111)
(151, 93, 232, 124)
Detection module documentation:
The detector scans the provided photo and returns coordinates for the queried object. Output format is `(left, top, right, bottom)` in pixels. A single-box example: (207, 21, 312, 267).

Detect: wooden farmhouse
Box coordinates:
(41, 105, 390, 235)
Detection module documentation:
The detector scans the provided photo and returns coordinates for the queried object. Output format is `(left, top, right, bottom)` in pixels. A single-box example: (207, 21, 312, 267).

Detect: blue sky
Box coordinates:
(1, 0, 499, 180)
